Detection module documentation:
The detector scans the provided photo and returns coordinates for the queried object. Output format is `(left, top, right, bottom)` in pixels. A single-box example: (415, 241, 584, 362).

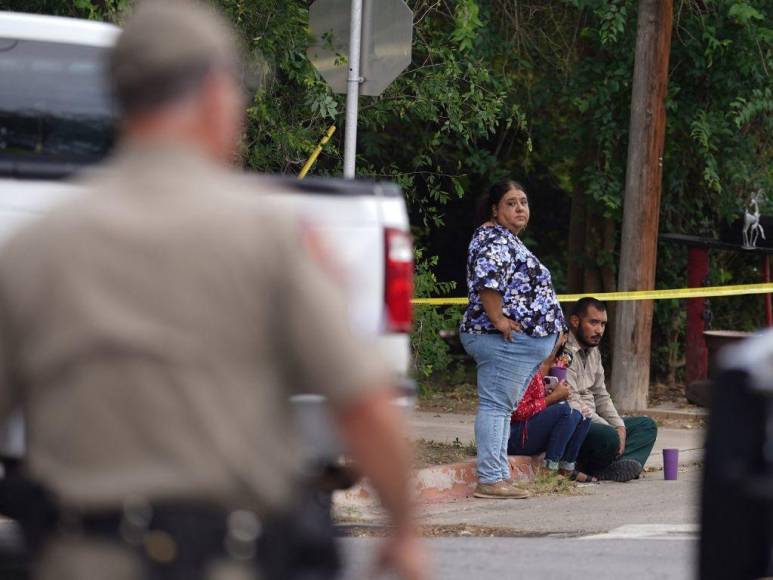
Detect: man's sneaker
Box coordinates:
(473, 480, 530, 499)
(595, 458, 643, 482)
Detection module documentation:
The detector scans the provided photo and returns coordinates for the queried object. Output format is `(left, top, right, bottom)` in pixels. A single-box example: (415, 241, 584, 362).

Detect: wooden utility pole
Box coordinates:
(610, 0, 673, 411)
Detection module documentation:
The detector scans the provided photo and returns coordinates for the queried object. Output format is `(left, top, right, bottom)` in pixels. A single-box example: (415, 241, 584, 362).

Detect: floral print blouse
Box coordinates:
(460, 224, 566, 337)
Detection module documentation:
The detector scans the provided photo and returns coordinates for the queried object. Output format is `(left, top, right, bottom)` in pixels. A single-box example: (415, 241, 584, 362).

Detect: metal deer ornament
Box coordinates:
(742, 193, 766, 250)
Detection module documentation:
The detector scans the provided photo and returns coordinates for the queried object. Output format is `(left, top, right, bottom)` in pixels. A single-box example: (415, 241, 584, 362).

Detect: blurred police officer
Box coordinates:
(0, 1, 425, 579)
(700, 331, 773, 579)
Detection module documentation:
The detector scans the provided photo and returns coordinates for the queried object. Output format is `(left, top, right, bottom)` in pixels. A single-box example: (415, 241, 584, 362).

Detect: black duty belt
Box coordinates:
(65, 501, 263, 580)
(78, 498, 339, 580)
(0, 475, 340, 580)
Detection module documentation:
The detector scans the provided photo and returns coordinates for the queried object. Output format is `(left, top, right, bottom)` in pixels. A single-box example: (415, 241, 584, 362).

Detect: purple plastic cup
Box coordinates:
(549, 366, 567, 381)
(663, 448, 679, 480)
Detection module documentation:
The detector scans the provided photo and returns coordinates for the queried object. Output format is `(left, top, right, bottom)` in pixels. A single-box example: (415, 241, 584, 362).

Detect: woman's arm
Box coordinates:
(479, 289, 521, 341)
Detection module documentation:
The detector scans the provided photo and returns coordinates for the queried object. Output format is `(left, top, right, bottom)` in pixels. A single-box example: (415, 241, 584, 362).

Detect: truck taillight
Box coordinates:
(384, 228, 414, 333)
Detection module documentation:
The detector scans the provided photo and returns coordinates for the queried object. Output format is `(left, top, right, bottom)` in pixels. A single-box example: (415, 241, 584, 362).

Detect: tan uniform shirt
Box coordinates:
(565, 333, 624, 428)
(0, 141, 387, 514)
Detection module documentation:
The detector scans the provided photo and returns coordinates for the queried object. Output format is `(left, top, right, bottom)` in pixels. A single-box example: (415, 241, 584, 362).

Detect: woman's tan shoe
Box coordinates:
(473, 480, 531, 499)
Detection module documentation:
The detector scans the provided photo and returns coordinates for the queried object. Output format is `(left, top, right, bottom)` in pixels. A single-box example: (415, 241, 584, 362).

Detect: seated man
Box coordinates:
(565, 297, 658, 482)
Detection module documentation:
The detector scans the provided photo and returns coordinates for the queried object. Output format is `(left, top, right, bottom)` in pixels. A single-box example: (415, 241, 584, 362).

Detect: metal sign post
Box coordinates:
(343, 0, 363, 179)
(308, 0, 413, 179)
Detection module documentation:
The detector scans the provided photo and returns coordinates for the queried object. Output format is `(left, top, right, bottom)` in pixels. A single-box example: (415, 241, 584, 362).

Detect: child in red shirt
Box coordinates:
(508, 346, 595, 481)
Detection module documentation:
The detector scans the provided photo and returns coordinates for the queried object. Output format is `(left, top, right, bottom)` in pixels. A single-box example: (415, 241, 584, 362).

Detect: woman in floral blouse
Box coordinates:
(460, 181, 567, 499)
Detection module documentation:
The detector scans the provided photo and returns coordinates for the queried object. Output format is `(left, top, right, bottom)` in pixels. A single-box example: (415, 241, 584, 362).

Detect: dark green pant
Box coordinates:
(577, 416, 658, 474)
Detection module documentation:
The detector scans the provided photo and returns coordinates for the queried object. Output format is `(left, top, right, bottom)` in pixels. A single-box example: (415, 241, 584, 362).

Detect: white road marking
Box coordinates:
(581, 524, 699, 541)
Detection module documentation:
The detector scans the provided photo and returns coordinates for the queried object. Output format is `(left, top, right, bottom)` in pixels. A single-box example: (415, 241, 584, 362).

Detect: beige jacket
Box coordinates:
(565, 333, 624, 428)
(0, 141, 386, 515)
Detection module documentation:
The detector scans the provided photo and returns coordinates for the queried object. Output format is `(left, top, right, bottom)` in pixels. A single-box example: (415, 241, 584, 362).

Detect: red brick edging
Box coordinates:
(334, 454, 545, 507)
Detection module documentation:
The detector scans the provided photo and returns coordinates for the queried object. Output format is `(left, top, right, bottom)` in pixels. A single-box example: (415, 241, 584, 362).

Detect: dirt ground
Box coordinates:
(338, 523, 569, 538)
(417, 383, 478, 414)
(414, 438, 476, 469)
(417, 379, 707, 430)
(653, 414, 706, 429)
(648, 381, 694, 406)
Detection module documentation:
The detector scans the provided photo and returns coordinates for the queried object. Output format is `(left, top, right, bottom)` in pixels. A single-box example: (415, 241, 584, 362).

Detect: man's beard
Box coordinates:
(576, 324, 601, 348)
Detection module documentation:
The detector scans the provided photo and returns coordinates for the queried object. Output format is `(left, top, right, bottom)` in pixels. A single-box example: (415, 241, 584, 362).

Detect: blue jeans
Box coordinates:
(461, 331, 558, 484)
(508, 403, 591, 467)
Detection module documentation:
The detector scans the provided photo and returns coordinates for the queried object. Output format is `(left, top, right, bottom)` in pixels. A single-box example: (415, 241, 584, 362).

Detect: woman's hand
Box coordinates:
(492, 316, 522, 341)
(479, 289, 521, 341)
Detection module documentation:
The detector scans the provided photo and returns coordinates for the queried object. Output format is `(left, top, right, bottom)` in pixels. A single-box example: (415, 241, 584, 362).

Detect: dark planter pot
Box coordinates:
(704, 330, 755, 378)
(687, 330, 755, 407)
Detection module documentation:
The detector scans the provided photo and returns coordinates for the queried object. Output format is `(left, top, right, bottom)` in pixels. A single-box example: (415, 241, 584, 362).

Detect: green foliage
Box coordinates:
(451, 0, 484, 51)
(220, 1, 534, 238)
(728, 2, 765, 25)
(595, 0, 629, 46)
(411, 250, 462, 387)
(732, 88, 773, 128)
(0, 0, 129, 21)
(12, 0, 772, 387)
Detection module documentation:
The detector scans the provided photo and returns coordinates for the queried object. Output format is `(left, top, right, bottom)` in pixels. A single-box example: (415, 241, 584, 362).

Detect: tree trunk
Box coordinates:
(601, 218, 617, 293)
(583, 216, 603, 293)
(610, 0, 673, 412)
(601, 217, 618, 370)
(567, 188, 587, 293)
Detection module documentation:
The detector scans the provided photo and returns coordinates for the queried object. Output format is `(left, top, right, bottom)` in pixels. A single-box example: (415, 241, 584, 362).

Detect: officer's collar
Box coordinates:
(114, 137, 224, 170)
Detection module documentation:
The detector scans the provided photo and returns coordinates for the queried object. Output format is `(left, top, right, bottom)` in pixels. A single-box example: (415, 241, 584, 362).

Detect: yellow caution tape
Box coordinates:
(298, 125, 336, 180)
(412, 282, 773, 306)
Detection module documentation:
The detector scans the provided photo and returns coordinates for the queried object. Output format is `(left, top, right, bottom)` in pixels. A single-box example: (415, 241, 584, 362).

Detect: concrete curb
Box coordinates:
(334, 455, 543, 508)
(334, 446, 704, 510)
(638, 407, 708, 423)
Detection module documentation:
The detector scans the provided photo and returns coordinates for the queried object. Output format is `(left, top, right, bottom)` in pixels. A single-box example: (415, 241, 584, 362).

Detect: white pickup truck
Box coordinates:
(0, 13, 414, 479)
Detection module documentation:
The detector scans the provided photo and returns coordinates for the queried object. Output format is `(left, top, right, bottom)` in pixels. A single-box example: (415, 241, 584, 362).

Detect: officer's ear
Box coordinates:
(569, 314, 580, 330)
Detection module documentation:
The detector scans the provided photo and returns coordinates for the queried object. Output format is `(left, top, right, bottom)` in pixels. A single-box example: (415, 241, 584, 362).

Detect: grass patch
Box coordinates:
(414, 440, 588, 497)
(414, 437, 476, 468)
(529, 470, 586, 497)
(417, 382, 477, 414)
(338, 524, 576, 538)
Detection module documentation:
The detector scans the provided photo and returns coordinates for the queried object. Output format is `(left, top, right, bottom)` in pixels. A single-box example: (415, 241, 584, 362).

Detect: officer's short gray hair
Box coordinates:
(110, 0, 240, 115)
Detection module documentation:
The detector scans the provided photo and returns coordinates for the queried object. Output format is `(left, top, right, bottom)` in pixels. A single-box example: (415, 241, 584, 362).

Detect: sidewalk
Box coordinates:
(410, 410, 705, 470)
(334, 409, 705, 512)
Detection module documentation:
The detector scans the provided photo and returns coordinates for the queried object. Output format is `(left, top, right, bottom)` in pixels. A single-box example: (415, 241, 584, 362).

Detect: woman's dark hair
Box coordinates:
(476, 180, 526, 224)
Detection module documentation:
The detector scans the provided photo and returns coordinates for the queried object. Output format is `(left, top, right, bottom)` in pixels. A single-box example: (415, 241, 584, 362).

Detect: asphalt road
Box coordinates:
(338, 468, 703, 579)
(339, 535, 697, 580)
(0, 517, 697, 580)
(1, 470, 702, 579)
